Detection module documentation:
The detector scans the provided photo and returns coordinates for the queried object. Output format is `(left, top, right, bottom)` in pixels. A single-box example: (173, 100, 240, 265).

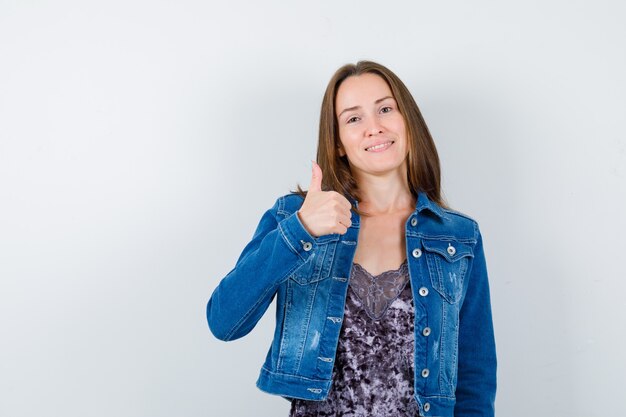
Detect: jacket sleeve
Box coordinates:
(206, 196, 319, 341)
(454, 223, 497, 416)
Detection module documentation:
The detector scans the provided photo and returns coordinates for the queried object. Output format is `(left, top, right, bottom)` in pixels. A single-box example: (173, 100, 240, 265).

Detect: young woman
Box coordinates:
(207, 61, 497, 417)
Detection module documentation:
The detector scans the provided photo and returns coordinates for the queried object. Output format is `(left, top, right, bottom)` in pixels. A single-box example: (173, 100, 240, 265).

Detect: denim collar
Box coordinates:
(415, 190, 446, 219)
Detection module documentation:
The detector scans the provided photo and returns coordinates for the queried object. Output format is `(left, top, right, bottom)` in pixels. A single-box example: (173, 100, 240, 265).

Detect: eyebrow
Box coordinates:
(337, 96, 395, 119)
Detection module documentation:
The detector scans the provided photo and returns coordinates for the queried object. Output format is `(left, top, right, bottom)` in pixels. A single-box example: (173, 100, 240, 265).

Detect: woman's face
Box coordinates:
(335, 73, 409, 178)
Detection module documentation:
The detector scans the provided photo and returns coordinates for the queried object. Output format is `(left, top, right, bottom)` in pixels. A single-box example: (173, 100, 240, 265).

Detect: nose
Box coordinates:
(366, 119, 384, 136)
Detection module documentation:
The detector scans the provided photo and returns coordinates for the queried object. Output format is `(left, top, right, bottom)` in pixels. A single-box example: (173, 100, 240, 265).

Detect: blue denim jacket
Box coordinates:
(207, 191, 496, 417)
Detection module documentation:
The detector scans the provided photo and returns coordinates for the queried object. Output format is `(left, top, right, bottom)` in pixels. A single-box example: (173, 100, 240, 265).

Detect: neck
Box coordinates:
(355, 172, 415, 215)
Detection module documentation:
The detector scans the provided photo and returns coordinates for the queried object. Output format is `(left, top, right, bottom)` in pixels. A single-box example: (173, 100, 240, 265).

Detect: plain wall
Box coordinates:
(1, 1, 625, 416)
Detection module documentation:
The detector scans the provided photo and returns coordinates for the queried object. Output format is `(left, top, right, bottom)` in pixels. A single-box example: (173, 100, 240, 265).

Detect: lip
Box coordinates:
(365, 140, 394, 152)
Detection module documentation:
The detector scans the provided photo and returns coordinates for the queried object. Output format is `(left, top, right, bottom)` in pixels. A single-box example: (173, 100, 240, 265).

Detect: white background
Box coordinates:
(1, 1, 625, 416)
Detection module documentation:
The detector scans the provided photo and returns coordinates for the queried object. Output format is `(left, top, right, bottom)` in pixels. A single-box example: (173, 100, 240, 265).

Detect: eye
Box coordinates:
(380, 106, 393, 113)
(346, 116, 360, 124)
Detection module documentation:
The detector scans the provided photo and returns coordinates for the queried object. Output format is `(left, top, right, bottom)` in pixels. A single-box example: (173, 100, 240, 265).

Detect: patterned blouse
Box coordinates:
(289, 258, 421, 417)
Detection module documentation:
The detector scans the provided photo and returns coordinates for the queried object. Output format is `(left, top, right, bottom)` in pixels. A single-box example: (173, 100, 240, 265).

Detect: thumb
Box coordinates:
(309, 160, 323, 192)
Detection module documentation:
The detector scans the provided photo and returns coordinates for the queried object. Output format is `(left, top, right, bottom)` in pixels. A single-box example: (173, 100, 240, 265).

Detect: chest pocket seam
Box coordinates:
(422, 238, 474, 304)
(289, 241, 337, 285)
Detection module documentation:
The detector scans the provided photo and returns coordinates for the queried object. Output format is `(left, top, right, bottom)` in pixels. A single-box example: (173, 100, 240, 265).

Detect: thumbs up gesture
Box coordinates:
(297, 161, 353, 237)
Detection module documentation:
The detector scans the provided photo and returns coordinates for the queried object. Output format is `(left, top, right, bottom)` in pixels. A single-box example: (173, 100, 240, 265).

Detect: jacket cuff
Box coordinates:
(278, 210, 318, 260)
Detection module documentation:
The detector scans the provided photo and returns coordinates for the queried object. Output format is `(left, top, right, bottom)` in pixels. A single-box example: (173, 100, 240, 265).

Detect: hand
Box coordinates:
(297, 161, 353, 237)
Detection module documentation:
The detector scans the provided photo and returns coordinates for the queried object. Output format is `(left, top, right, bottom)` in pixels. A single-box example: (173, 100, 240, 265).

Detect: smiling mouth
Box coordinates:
(365, 141, 394, 152)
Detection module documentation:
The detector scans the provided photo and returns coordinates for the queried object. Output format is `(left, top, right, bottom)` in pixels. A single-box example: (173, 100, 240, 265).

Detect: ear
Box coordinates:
(337, 144, 346, 157)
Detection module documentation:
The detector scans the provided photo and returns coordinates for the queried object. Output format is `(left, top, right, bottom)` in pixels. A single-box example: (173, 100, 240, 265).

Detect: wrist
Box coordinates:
(296, 210, 316, 238)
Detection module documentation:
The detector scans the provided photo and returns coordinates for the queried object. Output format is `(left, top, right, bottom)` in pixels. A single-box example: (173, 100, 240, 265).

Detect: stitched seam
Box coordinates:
(224, 283, 276, 340)
(441, 207, 477, 223)
(276, 196, 305, 259)
(260, 366, 331, 382)
(415, 393, 457, 400)
(439, 298, 447, 393)
(422, 241, 474, 260)
(278, 220, 300, 258)
(277, 279, 293, 370)
(294, 279, 318, 373)
(473, 220, 479, 242)
(451, 308, 460, 392)
(409, 232, 477, 244)
(276, 195, 287, 216)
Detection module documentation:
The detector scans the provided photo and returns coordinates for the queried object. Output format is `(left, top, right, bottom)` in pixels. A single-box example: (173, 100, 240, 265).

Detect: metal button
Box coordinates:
(412, 248, 422, 258)
(447, 244, 456, 256)
(419, 287, 429, 297)
(422, 327, 431, 336)
(424, 402, 431, 412)
(421, 368, 430, 378)
(301, 240, 313, 251)
(410, 217, 418, 226)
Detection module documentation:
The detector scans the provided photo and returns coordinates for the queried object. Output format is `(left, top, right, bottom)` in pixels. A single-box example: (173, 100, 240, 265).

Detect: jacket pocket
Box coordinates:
(289, 236, 339, 285)
(422, 238, 474, 304)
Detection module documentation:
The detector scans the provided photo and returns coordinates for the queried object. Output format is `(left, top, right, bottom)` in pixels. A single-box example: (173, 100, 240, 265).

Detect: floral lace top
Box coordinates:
(289, 258, 421, 417)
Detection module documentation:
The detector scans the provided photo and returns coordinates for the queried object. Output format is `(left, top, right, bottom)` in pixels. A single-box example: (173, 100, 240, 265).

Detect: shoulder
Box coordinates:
(442, 206, 477, 224)
(267, 192, 305, 218)
(440, 206, 481, 242)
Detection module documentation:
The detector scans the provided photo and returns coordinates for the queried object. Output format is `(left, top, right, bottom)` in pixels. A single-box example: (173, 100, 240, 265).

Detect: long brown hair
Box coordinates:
(292, 60, 449, 217)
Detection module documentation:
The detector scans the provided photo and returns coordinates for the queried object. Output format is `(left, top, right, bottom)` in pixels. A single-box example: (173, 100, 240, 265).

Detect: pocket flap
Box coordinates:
(422, 239, 474, 262)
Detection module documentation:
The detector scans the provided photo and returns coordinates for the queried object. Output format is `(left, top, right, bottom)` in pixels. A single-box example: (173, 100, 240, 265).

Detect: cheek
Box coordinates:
(338, 128, 359, 149)
(393, 116, 407, 134)
(336, 133, 349, 155)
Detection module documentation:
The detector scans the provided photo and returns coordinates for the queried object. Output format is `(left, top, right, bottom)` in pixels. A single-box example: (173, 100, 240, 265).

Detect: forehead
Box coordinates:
(335, 73, 393, 112)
